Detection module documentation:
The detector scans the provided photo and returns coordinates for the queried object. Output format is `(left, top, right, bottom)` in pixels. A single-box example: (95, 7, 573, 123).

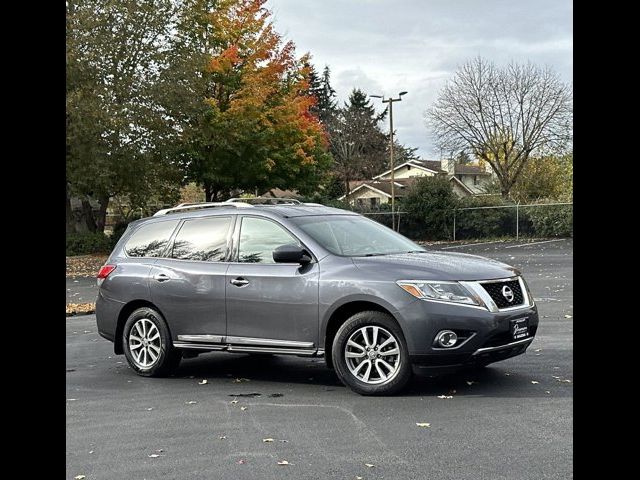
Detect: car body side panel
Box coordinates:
(95, 258, 155, 340)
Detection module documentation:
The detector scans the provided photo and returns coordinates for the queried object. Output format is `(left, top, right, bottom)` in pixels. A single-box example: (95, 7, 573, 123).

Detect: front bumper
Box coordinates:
(396, 297, 539, 371)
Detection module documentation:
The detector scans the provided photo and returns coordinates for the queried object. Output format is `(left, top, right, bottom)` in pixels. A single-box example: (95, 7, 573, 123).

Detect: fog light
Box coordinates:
(436, 330, 458, 348)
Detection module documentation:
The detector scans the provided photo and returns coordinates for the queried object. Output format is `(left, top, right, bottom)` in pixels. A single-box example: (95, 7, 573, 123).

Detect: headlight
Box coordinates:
(396, 280, 485, 307)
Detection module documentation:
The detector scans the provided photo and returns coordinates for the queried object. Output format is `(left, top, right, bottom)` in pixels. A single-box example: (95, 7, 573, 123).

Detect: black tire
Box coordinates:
(122, 307, 181, 377)
(332, 311, 412, 395)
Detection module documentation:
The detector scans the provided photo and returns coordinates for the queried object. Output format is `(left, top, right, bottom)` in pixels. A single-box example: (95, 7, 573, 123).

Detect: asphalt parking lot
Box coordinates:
(66, 238, 573, 480)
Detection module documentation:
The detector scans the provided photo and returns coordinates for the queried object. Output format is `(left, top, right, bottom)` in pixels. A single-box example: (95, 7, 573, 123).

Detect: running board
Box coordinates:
(173, 341, 322, 357)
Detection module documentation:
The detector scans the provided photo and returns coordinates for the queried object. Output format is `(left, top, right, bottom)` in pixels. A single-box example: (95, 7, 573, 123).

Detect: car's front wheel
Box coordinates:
(122, 307, 181, 377)
(332, 311, 412, 395)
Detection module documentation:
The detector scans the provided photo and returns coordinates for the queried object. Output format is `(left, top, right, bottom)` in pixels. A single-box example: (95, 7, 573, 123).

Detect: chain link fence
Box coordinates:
(355, 202, 573, 241)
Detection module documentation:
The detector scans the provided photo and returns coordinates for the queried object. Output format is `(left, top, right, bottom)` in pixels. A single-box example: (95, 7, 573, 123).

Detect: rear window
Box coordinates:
(170, 216, 232, 262)
(124, 220, 179, 258)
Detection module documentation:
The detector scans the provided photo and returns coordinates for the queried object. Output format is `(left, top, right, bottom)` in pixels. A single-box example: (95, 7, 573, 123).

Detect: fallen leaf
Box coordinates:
(437, 395, 453, 399)
(240, 406, 248, 411)
(148, 454, 161, 458)
(263, 438, 274, 443)
(198, 380, 208, 385)
(67, 398, 77, 401)
(545, 391, 551, 394)
(560, 379, 572, 383)
(534, 349, 541, 352)
(219, 436, 227, 440)
(233, 378, 250, 383)
(155, 449, 164, 453)
(89, 450, 94, 454)
(74, 476, 86, 480)
(230, 400, 238, 405)
(564, 314, 572, 318)
(364, 463, 375, 468)
(185, 401, 197, 405)
(531, 381, 539, 384)
(505, 373, 511, 376)
(277, 460, 290, 465)
(416, 423, 431, 428)
(552, 375, 561, 379)
(466, 381, 478, 386)
(269, 393, 284, 398)
(237, 459, 246, 465)
(146, 407, 154, 411)
(356, 477, 363, 480)
(279, 440, 289, 443)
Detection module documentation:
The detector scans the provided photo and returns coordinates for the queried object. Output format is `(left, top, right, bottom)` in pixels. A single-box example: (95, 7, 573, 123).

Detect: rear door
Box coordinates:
(149, 215, 235, 341)
(225, 216, 319, 348)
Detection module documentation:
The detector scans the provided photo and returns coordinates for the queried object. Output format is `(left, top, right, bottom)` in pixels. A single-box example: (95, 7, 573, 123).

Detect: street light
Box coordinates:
(370, 91, 407, 231)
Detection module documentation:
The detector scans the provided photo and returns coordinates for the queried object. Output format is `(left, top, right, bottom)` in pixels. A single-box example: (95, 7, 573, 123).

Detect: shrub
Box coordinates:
(400, 176, 458, 240)
(454, 196, 512, 239)
(66, 232, 112, 256)
(525, 204, 573, 237)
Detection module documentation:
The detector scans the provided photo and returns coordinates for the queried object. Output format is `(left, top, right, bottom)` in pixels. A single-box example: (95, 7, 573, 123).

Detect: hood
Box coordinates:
(351, 250, 519, 281)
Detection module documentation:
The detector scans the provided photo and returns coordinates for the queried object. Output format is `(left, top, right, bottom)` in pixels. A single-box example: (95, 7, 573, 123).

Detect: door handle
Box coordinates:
(230, 277, 249, 287)
(153, 273, 170, 282)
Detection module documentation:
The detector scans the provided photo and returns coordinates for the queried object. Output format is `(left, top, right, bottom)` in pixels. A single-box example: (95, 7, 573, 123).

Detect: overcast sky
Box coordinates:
(267, 0, 572, 159)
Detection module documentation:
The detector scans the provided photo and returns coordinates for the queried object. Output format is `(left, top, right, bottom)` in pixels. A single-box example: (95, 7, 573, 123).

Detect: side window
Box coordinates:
(170, 216, 232, 262)
(238, 217, 300, 264)
(125, 220, 179, 258)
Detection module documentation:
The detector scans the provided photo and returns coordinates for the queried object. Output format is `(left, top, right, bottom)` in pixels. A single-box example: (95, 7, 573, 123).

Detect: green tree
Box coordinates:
(401, 176, 458, 240)
(66, 0, 181, 233)
(167, 0, 332, 201)
(510, 154, 573, 202)
(328, 89, 389, 193)
(307, 64, 337, 125)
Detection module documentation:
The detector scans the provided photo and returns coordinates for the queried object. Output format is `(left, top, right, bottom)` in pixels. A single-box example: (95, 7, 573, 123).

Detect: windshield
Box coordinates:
(291, 215, 426, 257)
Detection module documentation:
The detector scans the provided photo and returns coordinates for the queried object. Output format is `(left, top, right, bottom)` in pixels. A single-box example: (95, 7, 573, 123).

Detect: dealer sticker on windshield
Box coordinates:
(510, 317, 529, 340)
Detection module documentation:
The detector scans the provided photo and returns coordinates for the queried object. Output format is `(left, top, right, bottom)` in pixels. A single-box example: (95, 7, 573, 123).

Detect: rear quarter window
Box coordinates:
(124, 220, 179, 258)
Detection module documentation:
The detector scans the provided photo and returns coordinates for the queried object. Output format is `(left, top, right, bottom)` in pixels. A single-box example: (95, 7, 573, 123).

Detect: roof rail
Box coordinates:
(226, 197, 302, 205)
(153, 201, 253, 216)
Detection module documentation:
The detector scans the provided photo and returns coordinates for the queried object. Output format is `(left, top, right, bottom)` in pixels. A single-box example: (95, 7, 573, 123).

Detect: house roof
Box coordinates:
(340, 178, 416, 200)
(454, 164, 491, 175)
(448, 175, 475, 195)
(372, 160, 445, 179)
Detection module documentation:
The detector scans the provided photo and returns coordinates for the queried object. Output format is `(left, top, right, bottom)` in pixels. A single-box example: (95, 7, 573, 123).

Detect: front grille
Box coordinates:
(481, 279, 524, 308)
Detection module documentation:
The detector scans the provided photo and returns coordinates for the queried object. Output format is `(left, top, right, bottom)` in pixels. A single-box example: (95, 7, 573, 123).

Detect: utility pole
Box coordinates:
(370, 91, 407, 231)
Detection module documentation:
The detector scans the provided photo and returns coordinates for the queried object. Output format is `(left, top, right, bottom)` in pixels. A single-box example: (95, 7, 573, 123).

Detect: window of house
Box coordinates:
(473, 175, 478, 185)
(125, 220, 179, 258)
(170, 216, 232, 262)
(370, 197, 380, 208)
(237, 217, 300, 263)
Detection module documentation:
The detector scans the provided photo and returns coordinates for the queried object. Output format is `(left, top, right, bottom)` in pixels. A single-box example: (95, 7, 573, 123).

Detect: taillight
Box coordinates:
(97, 264, 116, 279)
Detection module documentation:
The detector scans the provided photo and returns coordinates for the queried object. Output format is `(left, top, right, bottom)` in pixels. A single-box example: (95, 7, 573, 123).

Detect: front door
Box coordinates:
(149, 215, 235, 341)
(225, 216, 319, 348)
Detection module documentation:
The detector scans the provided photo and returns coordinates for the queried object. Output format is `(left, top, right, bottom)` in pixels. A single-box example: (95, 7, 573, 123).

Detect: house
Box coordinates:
(340, 158, 493, 206)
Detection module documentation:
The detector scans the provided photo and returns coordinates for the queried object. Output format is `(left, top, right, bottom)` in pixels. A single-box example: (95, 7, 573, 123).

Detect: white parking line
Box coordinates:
(441, 240, 507, 249)
(503, 239, 567, 249)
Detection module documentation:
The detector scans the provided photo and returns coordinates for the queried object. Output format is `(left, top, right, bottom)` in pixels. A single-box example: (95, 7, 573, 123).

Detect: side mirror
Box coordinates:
(273, 244, 312, 265)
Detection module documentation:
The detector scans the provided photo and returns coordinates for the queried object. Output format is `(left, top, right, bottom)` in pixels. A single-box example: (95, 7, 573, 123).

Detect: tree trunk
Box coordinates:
(80, 198, 98, 233)
(204, 183, 213, 202)
(66, 186, 75, 234)
(95, 194, 110, 233)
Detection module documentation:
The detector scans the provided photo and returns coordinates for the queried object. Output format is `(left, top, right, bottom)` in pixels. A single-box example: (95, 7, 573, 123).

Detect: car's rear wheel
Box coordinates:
(122, 307, 181, 377)
(332, 311, 411, 395)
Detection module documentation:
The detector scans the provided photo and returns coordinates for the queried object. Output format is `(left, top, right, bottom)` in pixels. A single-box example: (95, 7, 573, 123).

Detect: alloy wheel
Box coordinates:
(344, 326, 401, 385)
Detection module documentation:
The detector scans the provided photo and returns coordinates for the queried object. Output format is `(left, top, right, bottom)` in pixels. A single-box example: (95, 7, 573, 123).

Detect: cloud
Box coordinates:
(268, 0, 572, 157)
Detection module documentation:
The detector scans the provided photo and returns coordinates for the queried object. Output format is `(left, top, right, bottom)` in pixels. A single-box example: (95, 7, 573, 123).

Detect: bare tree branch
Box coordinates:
(426, 57, 572, 198)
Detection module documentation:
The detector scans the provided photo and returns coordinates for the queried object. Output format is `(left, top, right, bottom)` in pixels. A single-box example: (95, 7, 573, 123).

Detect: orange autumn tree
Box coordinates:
(168, 0, 332, 200)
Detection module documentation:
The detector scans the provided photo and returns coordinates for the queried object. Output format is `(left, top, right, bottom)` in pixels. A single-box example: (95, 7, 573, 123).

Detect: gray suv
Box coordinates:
(96, 200, 538, 395)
